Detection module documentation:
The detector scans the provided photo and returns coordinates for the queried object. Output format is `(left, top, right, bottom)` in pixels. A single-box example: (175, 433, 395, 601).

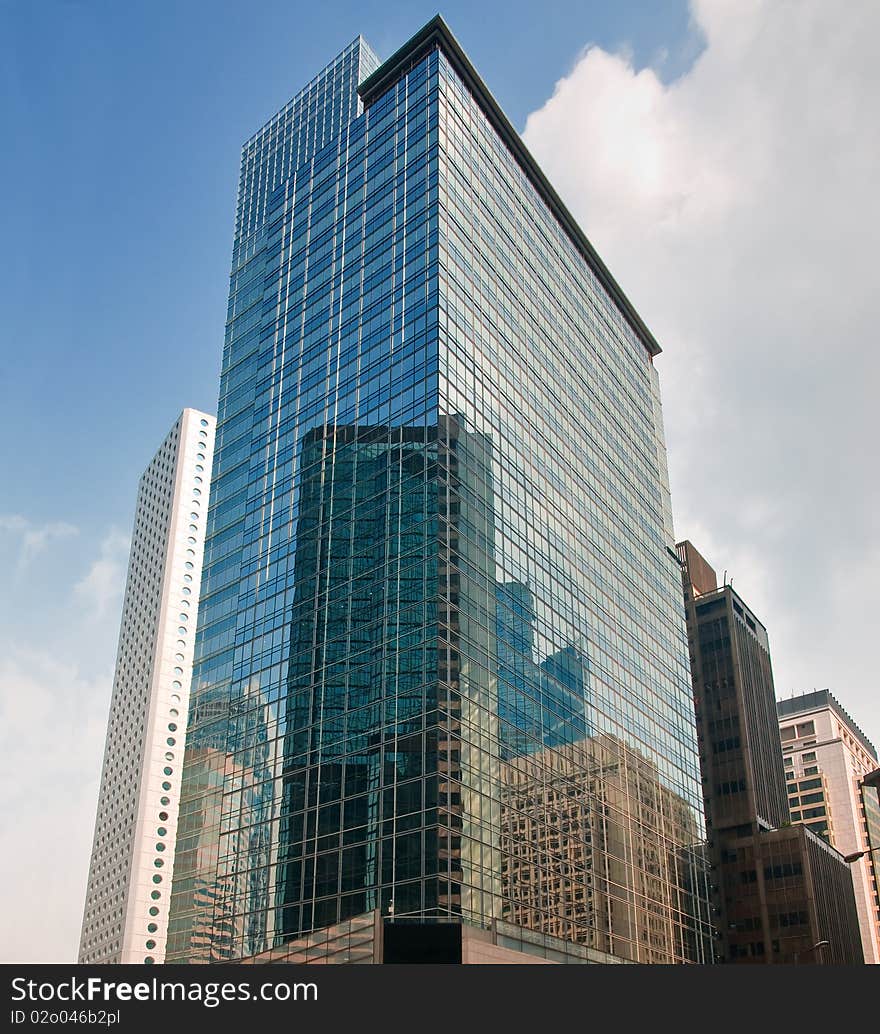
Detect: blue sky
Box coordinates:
(1, 0, 698, 539)
(3, 1, 879, 963)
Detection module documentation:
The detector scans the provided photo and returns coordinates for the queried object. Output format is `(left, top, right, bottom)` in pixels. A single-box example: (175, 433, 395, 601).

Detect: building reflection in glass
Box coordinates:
(169, 680, 276, 962)
(169, 27, 714, 963)
(496, 581, 592, 758)
(500, 732, 704, 963)
(274, 414, 501, 938)
(172, 409, 711, 964)
(266, 416, 709, 963)
(276, 421, 438, 937)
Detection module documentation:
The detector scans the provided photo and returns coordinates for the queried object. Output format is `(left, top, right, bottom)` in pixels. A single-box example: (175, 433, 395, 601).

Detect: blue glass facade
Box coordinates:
(168, 20, 712, 964)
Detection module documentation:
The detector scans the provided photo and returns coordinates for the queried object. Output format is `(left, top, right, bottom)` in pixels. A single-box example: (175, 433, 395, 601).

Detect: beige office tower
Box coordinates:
(778, 690, 880, 964)
(78, 409, 215, 964)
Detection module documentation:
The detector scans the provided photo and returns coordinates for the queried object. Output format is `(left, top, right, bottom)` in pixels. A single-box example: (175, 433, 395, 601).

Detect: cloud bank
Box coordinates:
(523, 0, 880, 735)
(74, 528, 131, 618)
(0, 525, 126, 962)
(0, 513, 78, 568)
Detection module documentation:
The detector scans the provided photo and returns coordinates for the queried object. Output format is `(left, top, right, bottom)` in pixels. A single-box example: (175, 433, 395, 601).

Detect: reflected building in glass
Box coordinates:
(168, 16, 712, 964)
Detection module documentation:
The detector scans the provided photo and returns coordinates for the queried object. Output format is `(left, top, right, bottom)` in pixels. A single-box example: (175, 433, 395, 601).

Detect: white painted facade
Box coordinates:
(78, 409, 215, 964)
(779, 692, 880, 965)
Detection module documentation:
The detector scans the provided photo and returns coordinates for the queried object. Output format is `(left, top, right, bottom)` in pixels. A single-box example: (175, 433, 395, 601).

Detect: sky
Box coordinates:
(0, 0, 877, 963)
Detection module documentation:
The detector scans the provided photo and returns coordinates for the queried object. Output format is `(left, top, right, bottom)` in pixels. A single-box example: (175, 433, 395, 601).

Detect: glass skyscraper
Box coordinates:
(168, 17, 713, 964)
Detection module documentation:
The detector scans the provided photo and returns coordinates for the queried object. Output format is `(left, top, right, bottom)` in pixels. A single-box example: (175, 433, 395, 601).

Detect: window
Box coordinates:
(802, 751, 816, 762)
(797, 721, 815, 737)
(764, 861, 802, 880)
(780, 726, 795, 742)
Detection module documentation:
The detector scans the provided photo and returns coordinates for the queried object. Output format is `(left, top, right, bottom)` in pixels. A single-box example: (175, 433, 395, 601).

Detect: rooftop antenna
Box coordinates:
(722, 569, 727, 586)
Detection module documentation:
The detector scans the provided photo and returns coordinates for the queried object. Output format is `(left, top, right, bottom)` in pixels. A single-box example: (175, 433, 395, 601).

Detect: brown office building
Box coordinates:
(678, 541, 863, 964)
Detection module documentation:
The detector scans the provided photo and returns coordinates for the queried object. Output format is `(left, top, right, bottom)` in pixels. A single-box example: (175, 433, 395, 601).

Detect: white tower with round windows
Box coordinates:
(78, 408, 215, 964)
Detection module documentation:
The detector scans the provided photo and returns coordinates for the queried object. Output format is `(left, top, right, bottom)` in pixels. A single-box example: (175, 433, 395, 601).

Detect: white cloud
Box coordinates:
(0, 647, 110, 963)
(0, 524, 127, 963)
(74, 528, 130, 619)
(0, 513, 78, 568)
(523, 0, 880, 739)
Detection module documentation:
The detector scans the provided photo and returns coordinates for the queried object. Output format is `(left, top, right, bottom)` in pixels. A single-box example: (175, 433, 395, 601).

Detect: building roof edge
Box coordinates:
(358, 14, 663, 359)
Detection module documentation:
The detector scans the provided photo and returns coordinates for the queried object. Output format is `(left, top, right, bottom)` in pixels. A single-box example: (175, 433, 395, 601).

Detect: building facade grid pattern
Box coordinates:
(79, 409, 215, 964)
(167, 23, 712, 965)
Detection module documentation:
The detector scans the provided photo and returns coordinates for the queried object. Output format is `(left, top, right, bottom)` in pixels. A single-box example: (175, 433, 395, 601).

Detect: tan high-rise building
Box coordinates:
(778, 690, 880, 964)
